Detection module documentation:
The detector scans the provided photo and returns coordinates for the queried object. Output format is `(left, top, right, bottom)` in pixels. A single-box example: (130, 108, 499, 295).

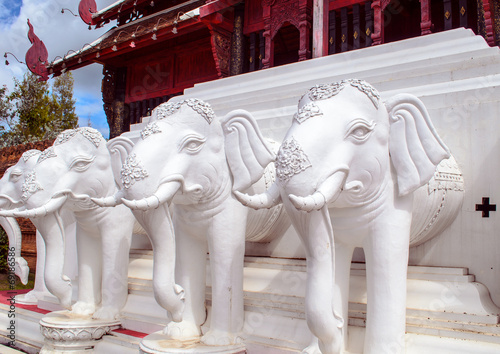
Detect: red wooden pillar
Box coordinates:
(371, 0, 384, 45)
(262, 1, 273, 68)
(313, 0, 329, 57)
(420, 0, 432, 35)
(483, 0, 496, 46)
(298, 0, 313, 61)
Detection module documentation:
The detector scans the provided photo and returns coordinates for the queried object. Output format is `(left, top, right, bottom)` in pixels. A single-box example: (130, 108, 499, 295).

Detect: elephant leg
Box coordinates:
(161, 214, 207, 340)
(94, 207, 133, 320)
(363, 217, 410, 354)
(201, 198, 246, 346)
(72, 229, 102, 316)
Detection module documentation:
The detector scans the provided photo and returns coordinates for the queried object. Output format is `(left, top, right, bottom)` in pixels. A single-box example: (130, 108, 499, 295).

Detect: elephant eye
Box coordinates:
(70, 156, 95, 172)
(179, 135, 206, 154)
(9, 170, 22, 182)
(346, 120, 376, 142)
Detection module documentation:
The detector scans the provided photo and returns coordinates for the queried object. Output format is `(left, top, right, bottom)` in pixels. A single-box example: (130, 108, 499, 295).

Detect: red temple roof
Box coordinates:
(49, 0, 205, 76)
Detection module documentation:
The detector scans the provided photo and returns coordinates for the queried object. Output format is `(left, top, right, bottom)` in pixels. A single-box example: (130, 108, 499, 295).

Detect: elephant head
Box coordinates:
(236, 79, 450, 353)
(93, 98, 274, 331)
(13, 127, 115, 215)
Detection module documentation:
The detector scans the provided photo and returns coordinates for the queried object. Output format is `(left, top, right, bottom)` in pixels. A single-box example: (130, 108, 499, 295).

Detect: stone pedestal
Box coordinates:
(39, 311, 120, 353)
(139, 331, 246, 354)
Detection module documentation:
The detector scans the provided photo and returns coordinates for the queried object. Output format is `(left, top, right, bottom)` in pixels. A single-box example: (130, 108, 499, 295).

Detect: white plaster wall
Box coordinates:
(410, 93, 500, 307)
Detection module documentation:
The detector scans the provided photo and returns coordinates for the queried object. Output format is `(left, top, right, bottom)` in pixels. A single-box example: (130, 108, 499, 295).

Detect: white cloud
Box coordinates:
(1, 0, 118, 137)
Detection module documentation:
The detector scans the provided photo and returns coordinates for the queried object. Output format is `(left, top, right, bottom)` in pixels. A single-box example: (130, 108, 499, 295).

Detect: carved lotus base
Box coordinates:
(139, 331, 246, 354)
(39, 310, 120, 353)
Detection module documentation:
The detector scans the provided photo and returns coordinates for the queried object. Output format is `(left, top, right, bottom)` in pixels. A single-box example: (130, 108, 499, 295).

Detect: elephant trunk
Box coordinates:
(0, 217, 29, 285)
(132, 201, 185, 322)
(288, 167, 349, 212)
(281, 196, 343, 353)
(31, 213, 72, 309)
(233, 181, 282, 209)
(0, 195, 68, 219)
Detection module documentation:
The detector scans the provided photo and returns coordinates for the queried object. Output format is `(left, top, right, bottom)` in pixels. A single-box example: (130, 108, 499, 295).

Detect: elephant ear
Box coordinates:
(386, 94, 450, 196)
(107, 136, 135, 188)
(221, 109, 275, 192)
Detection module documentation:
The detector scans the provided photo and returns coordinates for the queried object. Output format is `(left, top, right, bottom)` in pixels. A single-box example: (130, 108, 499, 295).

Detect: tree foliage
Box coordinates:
(0, 72, 79, 148)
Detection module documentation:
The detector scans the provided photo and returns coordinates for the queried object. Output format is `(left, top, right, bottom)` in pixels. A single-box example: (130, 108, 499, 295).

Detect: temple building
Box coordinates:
(44, 0, 500, 138)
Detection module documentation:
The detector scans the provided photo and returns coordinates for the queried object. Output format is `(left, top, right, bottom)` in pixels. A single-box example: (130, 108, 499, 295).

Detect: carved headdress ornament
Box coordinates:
(294, 79, 380, 124)
(306, 79, 380, 107)
(153, 98, 215, 124)
(54, 127, 103, 147)
(21, 150, 42, 162)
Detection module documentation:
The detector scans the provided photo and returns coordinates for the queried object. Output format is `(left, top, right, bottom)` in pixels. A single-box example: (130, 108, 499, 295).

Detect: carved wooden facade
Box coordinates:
(46, 0, 500, 137)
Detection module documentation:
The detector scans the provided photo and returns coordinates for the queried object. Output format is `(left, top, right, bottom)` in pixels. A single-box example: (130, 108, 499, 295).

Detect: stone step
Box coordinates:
(122, 256, 500, 352)
(94, 328, 144, 354)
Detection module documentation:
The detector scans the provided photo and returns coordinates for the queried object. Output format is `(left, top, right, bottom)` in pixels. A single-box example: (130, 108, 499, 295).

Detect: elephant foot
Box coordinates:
(71, 301, 96, 316)
(162, 320, 200, 340)
(15, 290, 43, 305)
(317, 328, 343, 354)
(201, 329, 242, 346)
(93, 306, 120, 320)
(301, 338, 321, 354)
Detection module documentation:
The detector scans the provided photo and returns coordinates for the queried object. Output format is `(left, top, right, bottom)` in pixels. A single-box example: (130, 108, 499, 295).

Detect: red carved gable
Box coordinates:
(79, 0, 97, 25)
(25, 19, 49, 81)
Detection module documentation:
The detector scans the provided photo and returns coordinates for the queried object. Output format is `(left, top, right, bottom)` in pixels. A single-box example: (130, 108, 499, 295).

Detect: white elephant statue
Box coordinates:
(93, 98, 288, 346)
(0, 128, 134, 320)
(0, 150, 53, 305)
(236, 79, 451, 354)
(0, 149, 43, 286)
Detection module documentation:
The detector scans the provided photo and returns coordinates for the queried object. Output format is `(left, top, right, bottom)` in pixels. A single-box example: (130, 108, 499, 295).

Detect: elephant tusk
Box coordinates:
(91, 190, 125, 207)
(233, 182, 281, 210)
(0, 209, 19, 217)
(0, 194, 23, 209)
(288, 191, 327, 212)
(10, 195, 68, 219)
(122, 196, 159, 211)
(122, 181, 182, 211)
(288, 167, 349, 212)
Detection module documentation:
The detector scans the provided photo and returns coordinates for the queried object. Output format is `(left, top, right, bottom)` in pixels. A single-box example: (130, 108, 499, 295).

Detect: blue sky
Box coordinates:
(0, 1, 22, 24)
(0, 0, 117, 138)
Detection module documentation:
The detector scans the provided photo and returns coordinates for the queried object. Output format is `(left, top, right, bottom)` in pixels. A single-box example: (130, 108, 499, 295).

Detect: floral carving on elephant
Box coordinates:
(0, 128, 134, 320)
(237, 80, 450, 353)
(93, 98, 284, 345)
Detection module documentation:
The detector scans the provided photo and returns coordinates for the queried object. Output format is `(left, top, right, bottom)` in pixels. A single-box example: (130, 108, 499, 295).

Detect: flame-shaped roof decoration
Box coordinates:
(25, 19, 49, 81)
(79, 0, 97, 25)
